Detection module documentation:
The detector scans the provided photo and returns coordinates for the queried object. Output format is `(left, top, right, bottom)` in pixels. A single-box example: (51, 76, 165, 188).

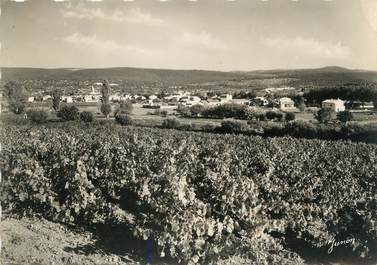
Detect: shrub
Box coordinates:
(257, 113, 267, 121)
(218, 119, 247, 133)
(27, 109, 48, 124)
(275, 112, 284, 122)
(285, 112, 296, 121)
(265, 111, 284, 121)
(178, 124, 193, 131)
(283, 120, 318, 138)
(337, 110, 354, 123)
(80, 111, 94, 123)
(202, 123, 217, 132)
(315, 108, 336, 123)
(115, 114, 133, 126)
(114, 101, 133, 116)
(162, 118, 180, 129)
(57, 105, 79, 121)
(8, 100, 26, 114)
(203, 103, 248, 119)
(100, 104, 112, 117)
(160, 110, 168, 117)
(266, 111, 276, 120)
(190, 104, 206, 117)
(177, 105, 191, 117)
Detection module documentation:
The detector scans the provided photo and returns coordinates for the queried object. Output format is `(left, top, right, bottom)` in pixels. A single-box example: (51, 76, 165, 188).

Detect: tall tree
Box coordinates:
(100, 80, 112, 118)
(52, 89, 62, 112)
(3, 81, 27, 114)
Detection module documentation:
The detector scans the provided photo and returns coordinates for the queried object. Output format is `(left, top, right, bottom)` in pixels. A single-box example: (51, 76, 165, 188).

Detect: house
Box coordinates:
(179, 96, 201, 106)
(219, 94, 232, 103)
(110, 95, 120, 102)
(322, 99, 345, 112)
(279, 97, 295, 111)
(252, 97, 269, 106)
(27, 96, 35, 102)
(84, 86, 101, 102)
(232, 99, 250, 105)
(345, 101, 374, 111)
(62, 96, 73, 103)
(43, 95, 52, 101)
(149, 95, 158, 100)
(205, 98, 221, 106)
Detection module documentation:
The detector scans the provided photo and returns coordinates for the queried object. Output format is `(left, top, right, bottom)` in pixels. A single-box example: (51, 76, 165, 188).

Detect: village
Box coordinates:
(22, 81, 375, 118)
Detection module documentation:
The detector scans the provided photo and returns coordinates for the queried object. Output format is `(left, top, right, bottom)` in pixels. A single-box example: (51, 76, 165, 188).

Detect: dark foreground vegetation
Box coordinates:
(1, 124, 377, 265)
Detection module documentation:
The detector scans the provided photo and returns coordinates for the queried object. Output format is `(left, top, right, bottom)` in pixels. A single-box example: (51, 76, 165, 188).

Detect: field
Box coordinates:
(1, 123, 377, 265)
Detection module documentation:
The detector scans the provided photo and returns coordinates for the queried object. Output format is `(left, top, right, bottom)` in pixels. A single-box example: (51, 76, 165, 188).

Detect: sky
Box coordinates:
(0, 0, 377, 71)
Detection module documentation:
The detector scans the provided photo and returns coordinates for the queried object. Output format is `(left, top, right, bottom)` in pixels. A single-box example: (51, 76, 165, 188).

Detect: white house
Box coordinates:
(149, 95, 158, 100)
(62, 96, 73, 103)
(279, 97, 295, 111)
(179, 96, 201, 106)
(219, 94, 233, 103)
(205, 98, 221, 106)
(43, 95, 52, 101)
(254, 96, 269, 106)
(27, 96, 35, 102)
(120, 95, 132, 102)
(110, 95, 120, 102)
(322, 99, 345, 112)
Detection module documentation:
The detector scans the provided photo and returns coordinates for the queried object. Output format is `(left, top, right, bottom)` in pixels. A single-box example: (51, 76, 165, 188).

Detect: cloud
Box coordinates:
(360, 0, 377, 33)
(60, 32, 153, 55)
(261, 36, 351, 60)
(179, 31, 228, 50)
(62, 6, 164, 26)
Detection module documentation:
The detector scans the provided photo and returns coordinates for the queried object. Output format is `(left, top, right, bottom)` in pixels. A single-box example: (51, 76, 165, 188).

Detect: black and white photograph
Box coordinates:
(1, 0, 377, 264)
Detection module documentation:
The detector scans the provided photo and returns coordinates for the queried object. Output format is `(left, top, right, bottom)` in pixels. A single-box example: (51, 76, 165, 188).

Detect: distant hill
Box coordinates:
(0, 67, 247, 84)
(1, 66, 377, 85)
(243, 66, 377, 82)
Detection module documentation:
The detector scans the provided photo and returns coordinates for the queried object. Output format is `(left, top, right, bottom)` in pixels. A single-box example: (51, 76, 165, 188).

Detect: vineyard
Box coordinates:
(1, 124, 377, 265)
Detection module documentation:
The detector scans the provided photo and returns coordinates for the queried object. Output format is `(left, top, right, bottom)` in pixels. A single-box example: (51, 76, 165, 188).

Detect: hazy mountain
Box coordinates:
(0, 67, 247, 84)
(1, 66, 377, 84)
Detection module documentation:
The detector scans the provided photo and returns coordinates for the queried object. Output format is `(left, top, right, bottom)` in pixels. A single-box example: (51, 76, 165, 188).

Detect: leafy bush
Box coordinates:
(217, 119, 248, 133)
(27, 109, 48, 124)
(114, 101, 133, 116)
(201, 123, 217, 132)
(79, 111, 94, 123)
(337, 110, 354, 123)
(57, 105, 79, 121)
(177, 105, 191, 117)
(2, 125, 377, 264)
(115, 114, 133, 126)
(257, 113, 267, 121)
(266, 111, 284, 121)
(315, 108, 336, 123)
(162, 118, 180, 129)
(160, 110, 168, 117)
(282, 120, 318, 138)
(285, 112, 296, 121)
(190, 104, 206, 117)
(8, 101, 26, 114)
(4, 81, 27, 114)
(178, 123, 193, 131)
(202, 103, 249, 119)
(100, 104, 112, 117)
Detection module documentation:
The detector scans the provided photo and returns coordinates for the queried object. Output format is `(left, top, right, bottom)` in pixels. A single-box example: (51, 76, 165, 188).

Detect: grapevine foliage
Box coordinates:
(1, 125, 377, 264)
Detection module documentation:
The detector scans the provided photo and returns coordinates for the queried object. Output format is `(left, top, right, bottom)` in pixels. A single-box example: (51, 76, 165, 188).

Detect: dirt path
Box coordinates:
(0, 216, 139, 265)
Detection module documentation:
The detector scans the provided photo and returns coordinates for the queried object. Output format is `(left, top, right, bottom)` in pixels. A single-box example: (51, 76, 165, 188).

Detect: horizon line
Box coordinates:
(1, 65, 376, 73)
